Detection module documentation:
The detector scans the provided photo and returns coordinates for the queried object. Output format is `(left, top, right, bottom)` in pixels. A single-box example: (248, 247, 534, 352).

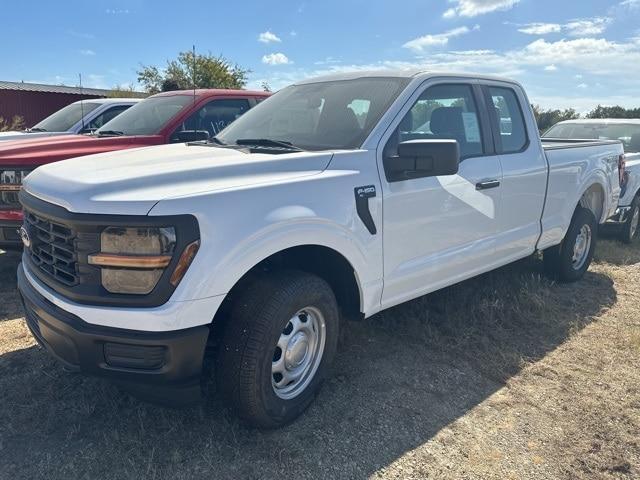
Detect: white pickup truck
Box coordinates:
(544, 119, 640, 242)
(17, 71, 624, 427)
(0, 98, 140, 141)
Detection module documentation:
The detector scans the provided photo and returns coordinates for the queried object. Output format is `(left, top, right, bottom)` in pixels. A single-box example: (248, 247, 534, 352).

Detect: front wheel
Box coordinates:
(620, 196, 639, 244)
(216, 270, 339, 428)
(544, 207, 598, 282)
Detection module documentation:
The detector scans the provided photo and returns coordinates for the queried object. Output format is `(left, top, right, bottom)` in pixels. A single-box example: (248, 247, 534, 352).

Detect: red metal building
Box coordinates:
(0, 81, 114, 128)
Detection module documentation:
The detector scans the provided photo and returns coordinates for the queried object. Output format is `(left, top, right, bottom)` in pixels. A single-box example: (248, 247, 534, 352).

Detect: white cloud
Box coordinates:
(314, 56, 341, 65)
(258, 31, 281, 43)
(544, 64, 557, 71)
(620, 0, 640, 9)
(262, 52, 291, 65)
(517, 17, 611, 37)
(518, 23, 561, 35)
(564, 17, 611, 36)
(403, 26, 475, 53)
(290, 30, 297, 37)
(443, 0, 520, 18)
(250, 35, 640, 110)
(577, 83, 588, 89)
(79, 49, 96, 56)
(105, 8, 129, 14)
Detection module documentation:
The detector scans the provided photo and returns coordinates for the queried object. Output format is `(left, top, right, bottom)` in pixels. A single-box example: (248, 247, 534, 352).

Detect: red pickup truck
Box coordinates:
(0, 88, 270, 247)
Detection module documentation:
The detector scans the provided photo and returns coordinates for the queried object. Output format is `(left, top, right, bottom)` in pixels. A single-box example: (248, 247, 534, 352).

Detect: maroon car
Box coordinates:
(0, 88, 270, 247)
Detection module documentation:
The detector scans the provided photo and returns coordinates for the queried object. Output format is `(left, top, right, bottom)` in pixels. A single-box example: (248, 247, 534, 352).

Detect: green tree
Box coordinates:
(108, 84, 146, 98)
(0, 115, 24, 132)
(586, 105, 640, 119)
(531, 105, 580, 133)
(137, 51, 249, 94)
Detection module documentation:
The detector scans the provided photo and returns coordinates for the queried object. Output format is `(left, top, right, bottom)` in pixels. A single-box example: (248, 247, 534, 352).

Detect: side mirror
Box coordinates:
(384, 139, 460, 182)
(172, 130, 210, 143)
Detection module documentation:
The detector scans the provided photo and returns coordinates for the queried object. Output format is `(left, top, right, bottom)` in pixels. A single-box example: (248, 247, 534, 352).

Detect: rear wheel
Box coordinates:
(620, 196, 640, 244)
(544, 207, 597, 282)
(216, 270, 339, 428)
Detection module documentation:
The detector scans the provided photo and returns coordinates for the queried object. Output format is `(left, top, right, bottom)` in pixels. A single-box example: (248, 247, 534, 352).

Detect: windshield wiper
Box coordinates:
(210, 136, 227, 145)
(96, 130, 125, 137)
(235, 138, 304, 151)
(27, 127, 47, 132)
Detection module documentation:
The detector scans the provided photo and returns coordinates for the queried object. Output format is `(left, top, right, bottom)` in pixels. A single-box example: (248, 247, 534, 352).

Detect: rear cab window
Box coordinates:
(487, 86, 528, 154)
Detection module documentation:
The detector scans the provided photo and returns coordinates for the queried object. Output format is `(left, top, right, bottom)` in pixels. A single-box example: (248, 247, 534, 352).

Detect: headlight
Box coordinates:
(89, 226, 177, 294)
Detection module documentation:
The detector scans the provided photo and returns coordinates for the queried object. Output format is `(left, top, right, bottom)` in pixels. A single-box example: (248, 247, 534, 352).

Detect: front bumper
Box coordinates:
(606, 206, 632, 225)
(0, 219, 21, 248)
(17, 262, 210, 406)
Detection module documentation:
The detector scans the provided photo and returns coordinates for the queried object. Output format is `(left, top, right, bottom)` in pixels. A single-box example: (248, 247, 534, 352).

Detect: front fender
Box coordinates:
(148, 166, 383, 316)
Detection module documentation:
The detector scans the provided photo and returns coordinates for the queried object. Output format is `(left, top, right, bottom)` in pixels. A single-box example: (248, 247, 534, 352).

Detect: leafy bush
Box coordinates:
(0, 115, 25, 132)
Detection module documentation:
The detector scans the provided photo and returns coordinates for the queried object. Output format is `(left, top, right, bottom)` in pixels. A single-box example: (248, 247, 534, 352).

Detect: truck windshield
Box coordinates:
(31, 102, 101, 132)
(544, 123, 640, 153)
(216, 77, 409, 151)
(95, 95, 194, 136)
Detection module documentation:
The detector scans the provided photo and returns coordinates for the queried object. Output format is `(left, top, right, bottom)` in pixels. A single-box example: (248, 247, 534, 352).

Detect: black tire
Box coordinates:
(620, 196, 640, 244)
(216, 270, 339, 428)
(544, 207, 598, 282)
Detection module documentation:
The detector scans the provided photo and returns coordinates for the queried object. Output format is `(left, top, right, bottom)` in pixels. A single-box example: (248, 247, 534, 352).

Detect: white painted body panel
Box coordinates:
(620, 153, 640, 206)
(537, 141, 621, 250)
(21, 72, 623, 332)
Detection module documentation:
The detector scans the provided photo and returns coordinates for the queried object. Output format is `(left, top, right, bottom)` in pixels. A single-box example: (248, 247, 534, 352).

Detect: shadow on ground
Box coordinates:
(0, 250, 22, 321)
(0, 253, 617, 480)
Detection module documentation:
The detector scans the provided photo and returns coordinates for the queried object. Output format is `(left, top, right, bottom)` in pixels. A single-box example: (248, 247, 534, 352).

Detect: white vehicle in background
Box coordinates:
(0, 98, 141, 142)
(544, 119, 640, 242)
(18, 71, 624, 427)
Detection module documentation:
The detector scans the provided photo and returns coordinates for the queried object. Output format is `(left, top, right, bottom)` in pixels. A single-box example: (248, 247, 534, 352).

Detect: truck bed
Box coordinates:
(541, 138, 622, 150)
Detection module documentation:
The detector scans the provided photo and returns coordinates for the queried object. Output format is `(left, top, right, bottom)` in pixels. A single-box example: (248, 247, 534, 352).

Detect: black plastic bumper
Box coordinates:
(17, 262, 210, 406)
(0, 220, 21, 248)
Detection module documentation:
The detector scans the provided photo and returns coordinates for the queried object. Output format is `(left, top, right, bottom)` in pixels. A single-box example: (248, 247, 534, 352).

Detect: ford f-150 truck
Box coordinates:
(543, 119, 640, 242)
(0, 89, 269, 247)
(0, 98, 141, 142)
(17, 71, 624, 428)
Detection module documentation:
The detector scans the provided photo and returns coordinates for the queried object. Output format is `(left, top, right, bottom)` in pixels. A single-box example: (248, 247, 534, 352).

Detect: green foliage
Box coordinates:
(0, 115, 25, 132)
(411, 100, 445, 128)
(108, 84, 145, 98)
(531, 105, 580, 133)
(137, 51, 249, 94)
(586, 105, 640, 119)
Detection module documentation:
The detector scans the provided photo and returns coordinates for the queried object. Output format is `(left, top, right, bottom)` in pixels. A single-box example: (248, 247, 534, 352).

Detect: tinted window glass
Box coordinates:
(543, 123, 640, 153)
(386, 83, 484, 159)
(217, 77, 409, 151)
(489, 87, 527, 153)
(86, 105, 131, 130)
(171, 99, 251, 141)
(96, 95, 193, 136)
(32, 102, 101, 132)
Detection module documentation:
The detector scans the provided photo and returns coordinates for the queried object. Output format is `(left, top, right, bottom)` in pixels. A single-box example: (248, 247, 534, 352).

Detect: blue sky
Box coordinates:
(2, 0, 639, 111)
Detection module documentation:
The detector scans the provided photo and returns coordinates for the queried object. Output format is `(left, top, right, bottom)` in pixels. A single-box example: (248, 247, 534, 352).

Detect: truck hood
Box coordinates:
(23, 143, 334, 215)
(0, 131, 73, 142)
(0, 134, 160, 167)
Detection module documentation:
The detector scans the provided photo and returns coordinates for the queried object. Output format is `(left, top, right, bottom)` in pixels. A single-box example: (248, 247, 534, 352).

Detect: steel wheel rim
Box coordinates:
(572, 224, 592, 270)
(271, 306, 326, 400)
(630, 206, 639, 239)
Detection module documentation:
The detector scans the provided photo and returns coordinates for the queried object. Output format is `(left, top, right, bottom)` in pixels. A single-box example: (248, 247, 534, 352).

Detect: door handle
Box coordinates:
(476, 179, 500, 190)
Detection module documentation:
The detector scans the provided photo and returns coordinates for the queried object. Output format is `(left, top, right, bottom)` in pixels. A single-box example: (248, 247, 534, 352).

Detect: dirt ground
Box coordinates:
(0, 239, 638, 480)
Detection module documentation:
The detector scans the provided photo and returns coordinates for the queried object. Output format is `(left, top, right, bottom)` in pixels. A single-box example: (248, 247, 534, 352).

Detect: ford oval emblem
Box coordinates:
(19, 226, 31, 248)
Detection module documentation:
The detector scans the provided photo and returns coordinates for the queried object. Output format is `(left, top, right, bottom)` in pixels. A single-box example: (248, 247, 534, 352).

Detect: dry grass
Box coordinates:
(0, 239, 638, 480)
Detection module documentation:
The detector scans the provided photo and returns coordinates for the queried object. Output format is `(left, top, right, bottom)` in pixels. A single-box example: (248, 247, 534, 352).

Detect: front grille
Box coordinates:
(24, 210, 79, 286)
(0, 169, 31, 209)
